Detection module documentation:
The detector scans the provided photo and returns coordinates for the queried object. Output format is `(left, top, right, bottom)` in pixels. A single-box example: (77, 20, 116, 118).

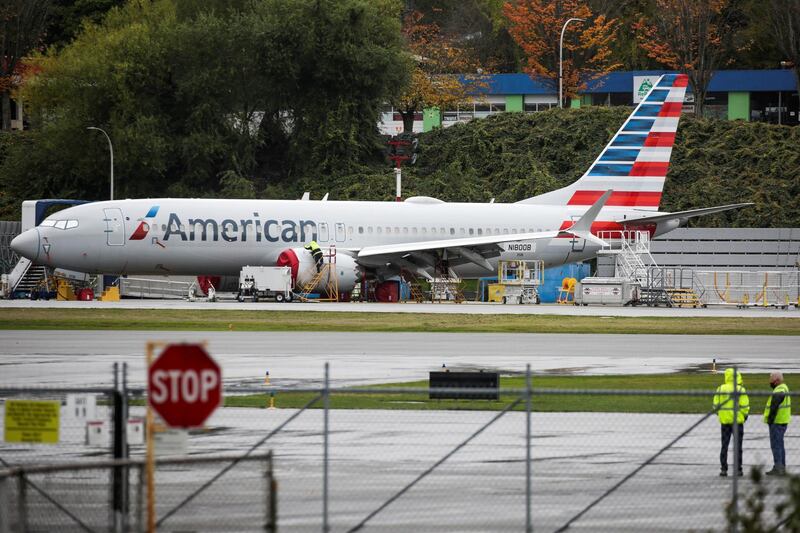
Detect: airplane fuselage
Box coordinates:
(14, 197, 660, 277)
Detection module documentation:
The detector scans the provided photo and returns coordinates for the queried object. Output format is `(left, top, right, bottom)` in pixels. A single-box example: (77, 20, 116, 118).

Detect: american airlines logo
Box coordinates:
(129, 205, 160, 240)
(160, 213, 318, 243)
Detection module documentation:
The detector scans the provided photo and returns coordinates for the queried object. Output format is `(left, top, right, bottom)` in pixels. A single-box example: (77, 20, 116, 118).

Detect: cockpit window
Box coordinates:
(41, 219, 79, 229)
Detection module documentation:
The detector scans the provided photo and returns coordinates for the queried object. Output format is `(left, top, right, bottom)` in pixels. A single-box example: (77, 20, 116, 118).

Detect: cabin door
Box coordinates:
(103, 208, 125, 246)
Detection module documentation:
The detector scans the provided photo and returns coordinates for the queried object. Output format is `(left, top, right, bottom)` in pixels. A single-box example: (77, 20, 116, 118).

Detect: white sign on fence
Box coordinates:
(67, 395, 97, 420)
(154, 429, 189, 457)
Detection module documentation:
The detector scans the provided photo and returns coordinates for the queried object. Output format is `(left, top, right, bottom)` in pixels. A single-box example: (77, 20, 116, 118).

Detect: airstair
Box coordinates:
(596, 231, 703, 307)
(7, 257, 50, 297)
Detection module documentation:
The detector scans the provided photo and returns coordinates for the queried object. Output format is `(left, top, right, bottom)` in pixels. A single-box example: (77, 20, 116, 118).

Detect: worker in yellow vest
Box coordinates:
(713, 368, 750, 477)
(305, 241, 324, 272)
(764, 371, 791, 476)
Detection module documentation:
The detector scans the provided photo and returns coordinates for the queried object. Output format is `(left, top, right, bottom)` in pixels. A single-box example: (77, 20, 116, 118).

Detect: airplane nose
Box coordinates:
(10, 229, 40, 262)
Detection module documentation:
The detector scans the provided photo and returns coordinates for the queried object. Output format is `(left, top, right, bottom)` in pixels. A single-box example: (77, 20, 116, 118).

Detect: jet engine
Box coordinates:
(276, 247, 362, 294)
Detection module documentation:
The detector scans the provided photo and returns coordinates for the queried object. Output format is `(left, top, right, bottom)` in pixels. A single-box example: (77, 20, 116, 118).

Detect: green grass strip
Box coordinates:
(223, 373, 800, 414)
(1, 308, 798, 335)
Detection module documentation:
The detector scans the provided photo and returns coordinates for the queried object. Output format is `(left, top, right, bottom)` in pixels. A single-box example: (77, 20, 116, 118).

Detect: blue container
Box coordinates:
(539, 263, 591, 303)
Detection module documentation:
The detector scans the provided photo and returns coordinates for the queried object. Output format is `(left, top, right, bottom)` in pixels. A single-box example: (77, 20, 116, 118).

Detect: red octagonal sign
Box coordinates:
(148, 344, 222, 428)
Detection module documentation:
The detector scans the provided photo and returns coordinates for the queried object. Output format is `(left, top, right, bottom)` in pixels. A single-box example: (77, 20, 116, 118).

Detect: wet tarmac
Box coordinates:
(0, 330, 798, 388)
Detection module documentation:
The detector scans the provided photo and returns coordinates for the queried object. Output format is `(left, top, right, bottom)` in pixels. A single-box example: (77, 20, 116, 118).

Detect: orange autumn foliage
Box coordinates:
(503, 0, 620, 101)
(394, 10, 488, 132)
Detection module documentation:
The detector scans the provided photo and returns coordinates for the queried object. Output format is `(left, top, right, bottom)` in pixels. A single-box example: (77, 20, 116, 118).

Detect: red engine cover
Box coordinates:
(196, 276, 221, 296)
(276, 249, 300, 283)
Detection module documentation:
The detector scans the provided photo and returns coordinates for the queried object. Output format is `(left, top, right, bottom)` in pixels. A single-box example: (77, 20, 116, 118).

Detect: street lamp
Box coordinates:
(87, 126, 114, 200)
(559, 17, 585, 109)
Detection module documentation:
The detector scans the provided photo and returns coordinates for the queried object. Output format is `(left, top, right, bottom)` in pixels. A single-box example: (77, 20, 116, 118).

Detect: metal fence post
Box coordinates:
(323, 362, 330, 533)
(16, 473, 26, 533)
(731, 367, 739, 532)
(266, 453, 277, 533)
(525, 364, 532, 533)
(0, 475, 10, 533)
(112, 364, 126, 533)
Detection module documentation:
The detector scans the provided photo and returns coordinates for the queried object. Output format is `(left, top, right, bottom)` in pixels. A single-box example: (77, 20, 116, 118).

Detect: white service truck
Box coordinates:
(237, 266, 294, 302)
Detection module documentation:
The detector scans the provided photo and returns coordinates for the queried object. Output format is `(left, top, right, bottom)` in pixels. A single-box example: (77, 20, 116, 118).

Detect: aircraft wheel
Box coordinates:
(275, 293, 285, 303)
(286, 292, 294, 302)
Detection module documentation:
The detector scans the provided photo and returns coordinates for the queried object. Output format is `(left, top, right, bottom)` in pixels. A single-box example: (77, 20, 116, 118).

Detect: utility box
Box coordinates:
(576, 277, 639, 306)
(237, 266, 293, 302)
(429, 371, 499, 400)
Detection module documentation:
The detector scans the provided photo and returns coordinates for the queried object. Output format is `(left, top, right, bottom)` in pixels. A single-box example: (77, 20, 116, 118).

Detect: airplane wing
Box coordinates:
(622, 203, 753, 226)
(356, 191, 612, 274)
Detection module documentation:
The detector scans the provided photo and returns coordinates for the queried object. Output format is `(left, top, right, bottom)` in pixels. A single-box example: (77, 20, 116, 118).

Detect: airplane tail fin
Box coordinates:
(518, 73, 689, 211)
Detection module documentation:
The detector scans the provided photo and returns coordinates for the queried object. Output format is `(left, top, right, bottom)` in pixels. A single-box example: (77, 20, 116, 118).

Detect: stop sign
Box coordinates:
(148, 344, 222, 428)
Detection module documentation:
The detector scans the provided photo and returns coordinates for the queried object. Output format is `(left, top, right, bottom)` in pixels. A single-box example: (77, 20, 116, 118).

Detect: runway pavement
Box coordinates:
(1, 298, 798, 317)
(0, 330, 797, 388)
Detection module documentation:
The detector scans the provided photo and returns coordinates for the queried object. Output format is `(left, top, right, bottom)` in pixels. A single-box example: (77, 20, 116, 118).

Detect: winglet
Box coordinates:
(560, 189, 612, 247)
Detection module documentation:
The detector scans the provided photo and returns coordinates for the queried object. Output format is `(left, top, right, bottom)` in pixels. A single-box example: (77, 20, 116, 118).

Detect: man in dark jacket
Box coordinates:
(764, 371, 791, 476)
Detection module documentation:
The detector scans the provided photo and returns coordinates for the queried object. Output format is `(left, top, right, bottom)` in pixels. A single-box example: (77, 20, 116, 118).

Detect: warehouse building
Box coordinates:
(380, 69, 800, 134)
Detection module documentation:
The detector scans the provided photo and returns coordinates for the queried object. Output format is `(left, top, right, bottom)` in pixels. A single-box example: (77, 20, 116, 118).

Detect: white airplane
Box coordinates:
(11, 73, 748, 294)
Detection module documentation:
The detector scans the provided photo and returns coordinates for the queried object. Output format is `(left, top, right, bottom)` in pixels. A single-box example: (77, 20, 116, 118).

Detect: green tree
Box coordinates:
(0, 0, 408, 214)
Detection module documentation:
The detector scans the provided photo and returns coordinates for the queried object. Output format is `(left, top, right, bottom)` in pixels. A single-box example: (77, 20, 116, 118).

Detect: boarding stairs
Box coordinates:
(597, 231, 704, 306)
(597, 231, 654, 286)
(8, 258, 50, 296)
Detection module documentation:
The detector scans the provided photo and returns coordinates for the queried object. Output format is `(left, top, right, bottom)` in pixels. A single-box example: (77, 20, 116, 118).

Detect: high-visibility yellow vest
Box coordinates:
(763, 383, 791, 425)
(713, 369, 750, 424)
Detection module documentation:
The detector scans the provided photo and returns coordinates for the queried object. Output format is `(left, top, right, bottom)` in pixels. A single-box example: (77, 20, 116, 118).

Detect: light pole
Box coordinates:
(87, 126, 114, 200)
(559, 17, 585, 109)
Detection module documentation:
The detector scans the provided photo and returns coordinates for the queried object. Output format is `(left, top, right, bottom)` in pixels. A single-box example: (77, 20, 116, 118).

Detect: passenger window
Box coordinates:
(421, 228, 427, 234)
(469, 228, 474, 235)
(511, 229, 517, 234)
(412, 227, 417, 235)
(403, 227, 408, 234)
(377, 227, 382, 234)
(459, 228, 465, 235)
(358, 226, 364, 234)
(449, 228, 455, 235)
(440, 227, 445, 234)
(368, 227, 373, 234)
(503, 228, 509, 234)
(431, 228, 437, 234)
(394, 227, 400, 234)
(477, 229, 483, 235)
(386, 227, 391, 234)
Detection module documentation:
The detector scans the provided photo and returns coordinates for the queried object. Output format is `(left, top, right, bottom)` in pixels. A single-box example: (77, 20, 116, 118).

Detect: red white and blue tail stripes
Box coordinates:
(566, 73, 689, 211)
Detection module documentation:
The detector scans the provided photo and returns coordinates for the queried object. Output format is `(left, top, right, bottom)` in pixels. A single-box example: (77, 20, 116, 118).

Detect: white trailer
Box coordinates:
(237, 266, 294, 302)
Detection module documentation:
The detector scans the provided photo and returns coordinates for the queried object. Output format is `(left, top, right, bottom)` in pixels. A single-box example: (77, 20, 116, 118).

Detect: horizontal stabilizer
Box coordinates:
(623, 203, 753, 226)
(558, 190, 611, 247)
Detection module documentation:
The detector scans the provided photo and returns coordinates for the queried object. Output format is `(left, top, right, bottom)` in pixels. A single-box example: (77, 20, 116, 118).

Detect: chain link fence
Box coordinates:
(0, 454, 275, 533)
(1, 365, 797, 532)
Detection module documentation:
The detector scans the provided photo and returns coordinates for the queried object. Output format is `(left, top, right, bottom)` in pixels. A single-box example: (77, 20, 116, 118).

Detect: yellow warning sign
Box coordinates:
(4, 400, 60, 444)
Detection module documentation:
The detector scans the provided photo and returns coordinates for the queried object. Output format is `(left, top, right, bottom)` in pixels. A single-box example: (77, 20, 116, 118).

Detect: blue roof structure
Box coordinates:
(480, 70, 798, 95)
